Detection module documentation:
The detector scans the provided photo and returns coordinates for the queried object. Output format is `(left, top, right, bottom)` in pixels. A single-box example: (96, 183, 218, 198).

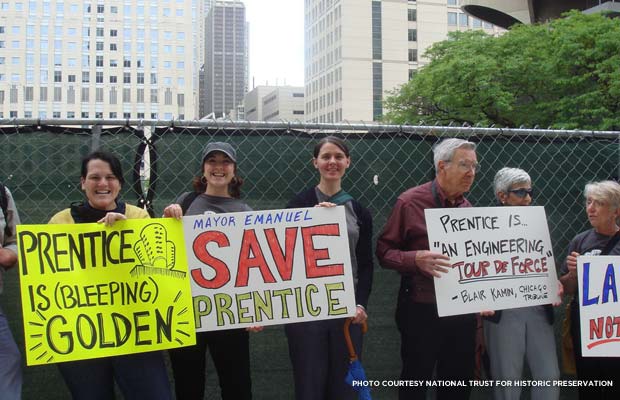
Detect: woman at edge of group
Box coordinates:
(163, 141, 260, 400)
(49, 150, 172, 400)
(483, 167, 561, 400)
(560, 180, 620, 399)
(285, 136, 374, 400)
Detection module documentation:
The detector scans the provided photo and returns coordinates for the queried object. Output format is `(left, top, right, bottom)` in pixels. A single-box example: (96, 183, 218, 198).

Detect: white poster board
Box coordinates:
(577, 255, 620, 357)
(426, 206, 560, 316)
(183, 206, 356, 331)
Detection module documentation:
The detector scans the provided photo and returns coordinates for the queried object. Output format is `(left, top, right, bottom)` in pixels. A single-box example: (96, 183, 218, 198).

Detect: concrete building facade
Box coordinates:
(0, 0, 199, 120)
(203, 0, 248, 118)
(304, 0, 502, 123)
(244, 85, 305, 122)
(461, 0, 620, 29)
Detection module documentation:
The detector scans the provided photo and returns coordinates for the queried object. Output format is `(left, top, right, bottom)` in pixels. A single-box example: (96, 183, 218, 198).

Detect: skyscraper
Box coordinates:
(0, 1, 199, 120)
(304, 0, 502, 123)
(202, 0, 248, 118)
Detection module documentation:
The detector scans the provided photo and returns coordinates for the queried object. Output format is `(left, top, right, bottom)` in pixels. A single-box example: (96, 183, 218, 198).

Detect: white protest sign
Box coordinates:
(425, 206, 560, 316)
(183, 206, 356, 331)
(577, 255, 620, 357)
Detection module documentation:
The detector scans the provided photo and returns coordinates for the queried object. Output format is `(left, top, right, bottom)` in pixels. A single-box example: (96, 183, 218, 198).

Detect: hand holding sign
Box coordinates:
(415, 250, 451, 278)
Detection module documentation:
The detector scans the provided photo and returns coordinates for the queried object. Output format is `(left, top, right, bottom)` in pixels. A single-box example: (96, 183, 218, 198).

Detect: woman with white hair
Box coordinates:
(484, 167, 560, 400)
(560, 180, 620, 399)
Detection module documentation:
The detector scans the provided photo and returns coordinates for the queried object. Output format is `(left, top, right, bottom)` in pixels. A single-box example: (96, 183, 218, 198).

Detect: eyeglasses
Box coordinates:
(449, 161, 480, 173)
(508, 188, 534, 198)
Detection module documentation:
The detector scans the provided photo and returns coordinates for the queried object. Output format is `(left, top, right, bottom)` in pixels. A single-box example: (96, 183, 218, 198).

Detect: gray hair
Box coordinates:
(493, 167, 531, 201)
(433, 138, 477, 173)
(584, 180, 620, 209)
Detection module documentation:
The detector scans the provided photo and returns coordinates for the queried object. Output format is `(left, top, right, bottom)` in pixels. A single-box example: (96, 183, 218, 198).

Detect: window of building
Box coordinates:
(123, 72, 131, 83)
(137, 72, 144, 84)
(81, 112, 89, 118)
(447, 0, 457, 5)
(110, 87, 117, 104)
(110, 75, 117, 83)
(54, 71, 62, 82)
(177, 93, 184, 107)
(459, 13, 469, 27)
(408, 29, 417, 42)
(96, 41, 104, 50)
(123, 88, 130, 102)
(67, 87, 75, 104)
(448, 12, 457, 26)
(110, 29, 118, 37)
(96, 87, 103, 102)
(68, 74, 76, 82)
(408, 9, 416, 21)
(54, 87, 62, 102)
(473, 18, 482, 28)
(96, 71, 103, 83)
(96, 55, 104, 67)
(82, 71, 90, 83)
(40, 87, 48, 101)
(67, 111, 75, 118)
(164, 89, 172, 105)
(81, 87, 89, 102)
(97, 4, 104, 13)
(137, 88, 144, 103)
(110, 43, 117, 51)
(25, 87, 33, 101)
(109, 112, 117, 118)
(150, 89, 158, 103)
(408, 48, 417, 62)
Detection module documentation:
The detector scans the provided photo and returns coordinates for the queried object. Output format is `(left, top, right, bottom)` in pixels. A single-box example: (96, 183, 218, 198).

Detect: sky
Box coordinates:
(242, 0, 305, 88)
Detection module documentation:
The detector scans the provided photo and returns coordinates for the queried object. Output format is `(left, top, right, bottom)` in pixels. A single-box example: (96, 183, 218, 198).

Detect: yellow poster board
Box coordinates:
(17, 218, 196, 366)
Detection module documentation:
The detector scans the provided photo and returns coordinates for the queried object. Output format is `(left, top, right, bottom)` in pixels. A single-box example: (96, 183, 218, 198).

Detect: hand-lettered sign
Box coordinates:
(578, 256, 620, 357)
(183, 206, 356, 331)
(17, 219, 195, 366)
(425, 206, 560, 316)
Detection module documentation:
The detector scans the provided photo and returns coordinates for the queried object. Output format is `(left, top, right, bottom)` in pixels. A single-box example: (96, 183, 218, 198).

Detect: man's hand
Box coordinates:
(415, 250, 451, 278)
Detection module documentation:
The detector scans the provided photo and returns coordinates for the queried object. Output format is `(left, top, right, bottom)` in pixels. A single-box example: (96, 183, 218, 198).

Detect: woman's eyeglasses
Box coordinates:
(508, 188, 534, 198)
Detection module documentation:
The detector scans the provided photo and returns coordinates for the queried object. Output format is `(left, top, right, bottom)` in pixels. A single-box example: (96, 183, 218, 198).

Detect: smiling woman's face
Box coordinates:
(81, 159, 121, 210)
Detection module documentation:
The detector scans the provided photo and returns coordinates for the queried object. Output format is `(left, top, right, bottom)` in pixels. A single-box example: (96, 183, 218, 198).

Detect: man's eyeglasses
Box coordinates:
(508, 188, 534, 198)
(449, 161, 480, 173)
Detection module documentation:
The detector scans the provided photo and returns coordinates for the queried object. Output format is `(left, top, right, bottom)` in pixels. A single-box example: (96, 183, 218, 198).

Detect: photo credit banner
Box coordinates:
(183, 206, 356, 332)
(578, 255, 620, 357)
(425, 206, 560, 316)
(17, 219, 195, 366)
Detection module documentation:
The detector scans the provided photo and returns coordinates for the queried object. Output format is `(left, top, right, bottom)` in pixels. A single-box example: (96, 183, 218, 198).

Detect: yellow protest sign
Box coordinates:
(17, 218, 195, 366)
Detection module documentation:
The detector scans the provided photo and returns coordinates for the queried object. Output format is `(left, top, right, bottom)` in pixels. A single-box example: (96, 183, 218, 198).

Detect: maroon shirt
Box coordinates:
(376, 179, 472, 303)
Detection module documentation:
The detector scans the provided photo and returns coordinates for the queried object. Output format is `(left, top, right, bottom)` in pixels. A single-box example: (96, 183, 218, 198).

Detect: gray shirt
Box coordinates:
(0, 186, 21, 295)
(176, 192, 252, 216)
(315, 188, 361, 287)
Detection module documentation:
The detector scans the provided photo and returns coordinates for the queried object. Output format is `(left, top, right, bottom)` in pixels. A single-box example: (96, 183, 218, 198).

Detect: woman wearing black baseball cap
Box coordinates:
(164, 141, 259, 400)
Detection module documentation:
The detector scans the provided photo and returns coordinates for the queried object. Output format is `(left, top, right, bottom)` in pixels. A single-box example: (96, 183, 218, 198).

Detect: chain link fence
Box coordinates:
(1, 118, 618, 260)
(1, 118, 618, 399)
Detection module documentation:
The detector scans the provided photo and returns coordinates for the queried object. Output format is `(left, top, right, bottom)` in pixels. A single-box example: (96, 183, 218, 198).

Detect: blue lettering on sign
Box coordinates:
(582, 262, 619, 306)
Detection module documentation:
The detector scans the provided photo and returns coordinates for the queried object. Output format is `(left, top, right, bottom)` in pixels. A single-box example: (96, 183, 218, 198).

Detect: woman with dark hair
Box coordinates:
(48, 150, 172, 400)
(285, 136, 374, 400)
(560, 180, 620, 399)
(163, 142, 257, 400)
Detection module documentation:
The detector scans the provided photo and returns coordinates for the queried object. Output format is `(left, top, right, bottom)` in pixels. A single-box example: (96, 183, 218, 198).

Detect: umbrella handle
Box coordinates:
(344, 318, 368, 363)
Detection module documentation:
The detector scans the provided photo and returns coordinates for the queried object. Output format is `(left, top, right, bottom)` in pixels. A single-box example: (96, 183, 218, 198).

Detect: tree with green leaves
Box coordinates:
(383, 11, 620, 130)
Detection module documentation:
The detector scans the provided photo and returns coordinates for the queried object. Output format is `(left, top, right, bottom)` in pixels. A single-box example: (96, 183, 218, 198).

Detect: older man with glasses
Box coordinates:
(376, 138, 479, 400)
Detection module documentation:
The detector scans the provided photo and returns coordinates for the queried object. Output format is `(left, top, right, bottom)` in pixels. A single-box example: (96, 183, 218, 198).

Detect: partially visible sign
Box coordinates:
(17, 219, 195, 365)
(183, 206, 357, 331)
(578, 255, 620, 357)
(426, 206, 560, 316)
